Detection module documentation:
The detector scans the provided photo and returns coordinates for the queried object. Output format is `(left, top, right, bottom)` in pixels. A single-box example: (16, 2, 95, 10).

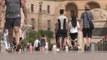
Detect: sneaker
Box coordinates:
(5, 48, 12, 52)
(56, 48, 60, 51)
(84, 45, 90, 51)
(78, 46, 81, 50)
(84, 45, 88, 51)
(74, 47, 78, 51)
(69, 47, 71, 51)
(16, 44, 21, 52)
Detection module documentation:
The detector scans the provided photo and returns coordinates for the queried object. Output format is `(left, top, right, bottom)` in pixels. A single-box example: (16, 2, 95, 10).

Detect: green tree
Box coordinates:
(26, 30, 54, 44)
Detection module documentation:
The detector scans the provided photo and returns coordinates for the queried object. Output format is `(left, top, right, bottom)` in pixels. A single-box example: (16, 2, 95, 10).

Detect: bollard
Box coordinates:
(91, 42, 96, 52)
(24, 47, 27, 52)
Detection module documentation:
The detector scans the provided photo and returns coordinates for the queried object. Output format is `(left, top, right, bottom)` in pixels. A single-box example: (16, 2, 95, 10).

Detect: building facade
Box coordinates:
(0, 0, 107, 32)
(25, 0, 107, 32)
(0, 0, 107, 51)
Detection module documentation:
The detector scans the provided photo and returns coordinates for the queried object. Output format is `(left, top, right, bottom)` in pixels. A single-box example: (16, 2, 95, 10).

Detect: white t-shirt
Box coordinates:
(56, 15, 68, 30)
(34, 39, 40, 48)
(69, 21, 80, 33)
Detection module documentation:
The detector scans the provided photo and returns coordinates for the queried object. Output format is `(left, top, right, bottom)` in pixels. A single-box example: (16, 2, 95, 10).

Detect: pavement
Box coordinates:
(0, 51, 107, 60)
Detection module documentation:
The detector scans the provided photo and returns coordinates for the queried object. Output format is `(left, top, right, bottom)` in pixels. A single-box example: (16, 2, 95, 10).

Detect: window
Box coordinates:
(47, 20, 51, 30)
(47, 5, 50, 14)
(39, 5, 42, 12)
(31, 18, 35, 29)
(31, 4, 34, 13)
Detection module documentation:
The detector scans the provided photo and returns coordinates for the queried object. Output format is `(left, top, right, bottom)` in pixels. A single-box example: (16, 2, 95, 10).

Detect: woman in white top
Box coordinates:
(69, 15, 80, 50)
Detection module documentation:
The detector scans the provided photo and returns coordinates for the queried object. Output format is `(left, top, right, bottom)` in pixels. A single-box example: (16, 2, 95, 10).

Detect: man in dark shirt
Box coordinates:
(56, 9, 68, 51)
(1, 0, 27, 52)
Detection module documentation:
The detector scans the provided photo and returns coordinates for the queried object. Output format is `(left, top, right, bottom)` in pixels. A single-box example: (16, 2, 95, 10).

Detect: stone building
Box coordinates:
(0, 0, 106, 39)
(0, 0, 107, 31)
(23, 0, 107, 47)
(25, 0, 107, 32)
(0, 0, 107, 51)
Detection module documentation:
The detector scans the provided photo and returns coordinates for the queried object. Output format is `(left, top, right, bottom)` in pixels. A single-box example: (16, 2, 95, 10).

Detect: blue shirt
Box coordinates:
(81, 11, 94, 28)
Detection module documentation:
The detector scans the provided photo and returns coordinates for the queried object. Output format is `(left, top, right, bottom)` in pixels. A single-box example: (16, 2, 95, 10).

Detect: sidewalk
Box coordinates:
(0, 51, 107, 60)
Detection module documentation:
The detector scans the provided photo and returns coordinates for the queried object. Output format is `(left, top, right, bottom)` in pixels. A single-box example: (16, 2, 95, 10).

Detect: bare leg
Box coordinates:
(8, 29, 13, 46)
(14, 27, 20, 45)
(66, 38, 71, 47)
(59, 37, 62, 48)
(83, 38, 87, 45)
(72, 41, 75, 49)
(41, 47, 45, 54)
(87, 37, 91, 46)
(74, 42, 76, 47)
(63, 37, 67, 48)
(6, 29, 14, 52)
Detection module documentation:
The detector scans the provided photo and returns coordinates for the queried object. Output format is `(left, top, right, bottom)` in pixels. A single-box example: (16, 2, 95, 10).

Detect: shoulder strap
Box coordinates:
(85, 12, 90, 22)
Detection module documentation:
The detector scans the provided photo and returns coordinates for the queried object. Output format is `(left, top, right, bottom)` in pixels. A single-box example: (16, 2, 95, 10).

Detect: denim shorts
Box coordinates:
(57, 29, 67, 38)
(5, 17, 21, 29)
(83, 28, 92, 38)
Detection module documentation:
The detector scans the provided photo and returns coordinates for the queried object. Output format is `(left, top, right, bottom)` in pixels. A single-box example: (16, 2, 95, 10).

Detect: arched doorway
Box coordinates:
(65, 2, 78, 18)
(87, 1, 100, 9)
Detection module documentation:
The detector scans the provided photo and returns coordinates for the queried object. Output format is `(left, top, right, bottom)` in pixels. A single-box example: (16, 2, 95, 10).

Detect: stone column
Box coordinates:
(78, 30, 84, 52)
(78, 19, 84, 52)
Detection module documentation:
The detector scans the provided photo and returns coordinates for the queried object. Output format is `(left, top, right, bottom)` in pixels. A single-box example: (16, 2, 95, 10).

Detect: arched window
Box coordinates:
(65, 2, 78, 18)
(87, 1, 100, 9)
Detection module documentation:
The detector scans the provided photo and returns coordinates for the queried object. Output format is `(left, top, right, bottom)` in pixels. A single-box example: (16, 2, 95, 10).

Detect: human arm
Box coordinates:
(0, 0, 5, 21)
(21, 0, 27, 24)
(77, 21, 81, 30)
(55, 19, 58, 33)
(66, 17, 69, 32)
(80, 12, 84, 31)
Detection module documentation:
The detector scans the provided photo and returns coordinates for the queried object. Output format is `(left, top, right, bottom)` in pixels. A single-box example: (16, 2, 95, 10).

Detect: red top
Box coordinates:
(104, 34, 107, 38)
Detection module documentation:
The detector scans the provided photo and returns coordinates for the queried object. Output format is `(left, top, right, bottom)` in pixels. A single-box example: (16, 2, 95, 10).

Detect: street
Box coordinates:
(0, 51, 107, 60)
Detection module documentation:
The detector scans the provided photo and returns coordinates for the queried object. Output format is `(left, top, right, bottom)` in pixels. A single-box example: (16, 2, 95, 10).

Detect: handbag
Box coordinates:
(85, 12, 94, 30)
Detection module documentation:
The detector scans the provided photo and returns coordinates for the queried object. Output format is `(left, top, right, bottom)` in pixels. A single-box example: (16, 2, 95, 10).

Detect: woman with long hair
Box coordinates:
(69, 15, 80, 51)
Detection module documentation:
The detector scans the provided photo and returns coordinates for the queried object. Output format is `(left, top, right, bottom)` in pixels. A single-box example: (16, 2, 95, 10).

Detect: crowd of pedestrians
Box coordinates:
(0, 0, 95, 54)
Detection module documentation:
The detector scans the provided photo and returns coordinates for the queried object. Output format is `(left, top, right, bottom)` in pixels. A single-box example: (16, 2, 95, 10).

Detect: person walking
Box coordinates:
(81, 5, 94, 51)
(1, 0, 27, 52)
(34, 39, 40, 51)
(68, 15, 80, 51)
(56, 9, 68, 51)
(29, 43, 33, 54)
(40, 35, 46, 54)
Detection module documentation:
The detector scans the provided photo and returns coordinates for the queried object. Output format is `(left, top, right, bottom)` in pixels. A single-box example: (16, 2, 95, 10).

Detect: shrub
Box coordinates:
(26, 30, 54, 44)
(27, 31, 40, 44)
